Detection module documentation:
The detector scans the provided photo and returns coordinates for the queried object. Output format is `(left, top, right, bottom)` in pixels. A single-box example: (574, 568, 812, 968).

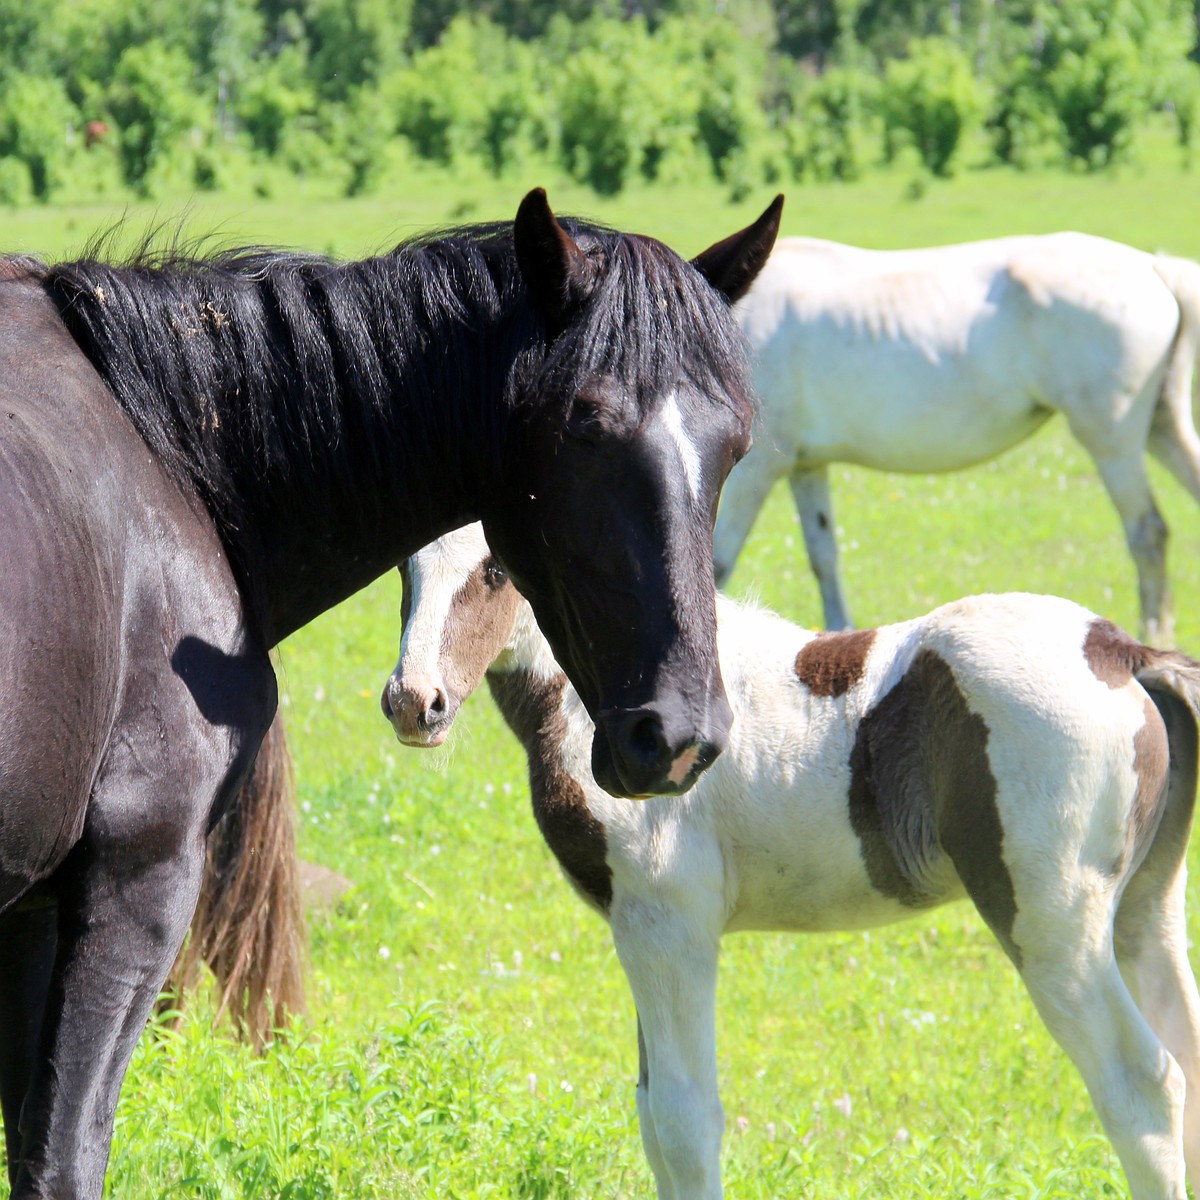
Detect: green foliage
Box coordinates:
(1, 2, 1200, 202)
(1166, 60, 1200, 155)
(0, 73, 78, 199)
(784, 65, 877, 182)
(988, 54, 1060, 168)
(0, 155, 33, 207)
(306, 0, 412, 99)
(555, 18, 668, 195)
(692, 25, 772, 185)
(106, 40, 201, 195)
(237, 45, 316, 157)
(391, 16, 491, 167)
(1046, 35, 1147, 168)
(881, 36, 986, 176)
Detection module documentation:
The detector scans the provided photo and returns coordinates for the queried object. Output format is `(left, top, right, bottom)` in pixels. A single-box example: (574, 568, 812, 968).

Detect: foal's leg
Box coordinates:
(612, 900, 724, 1200)
(1017, 915, 1187, 1199)
(10, 791, 210, 1199)
(789, 464, 852, 630)
(0, 903, 56, 1184)
(1116, 867, 1200, 1195)
(635, 1017, 676, 1198)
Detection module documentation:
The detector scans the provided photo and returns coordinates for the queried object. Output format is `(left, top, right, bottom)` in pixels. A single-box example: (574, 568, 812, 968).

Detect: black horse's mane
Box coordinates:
(14, 216, 751, 622)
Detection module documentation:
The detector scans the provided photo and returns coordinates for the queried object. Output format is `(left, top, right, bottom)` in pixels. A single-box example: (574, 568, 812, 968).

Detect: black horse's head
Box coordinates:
(482, 189, 781, 800)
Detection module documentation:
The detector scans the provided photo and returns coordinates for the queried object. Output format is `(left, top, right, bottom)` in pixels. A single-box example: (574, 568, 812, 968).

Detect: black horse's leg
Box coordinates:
(0, 903, 57, 1184)
(11, 820, 208, 1200)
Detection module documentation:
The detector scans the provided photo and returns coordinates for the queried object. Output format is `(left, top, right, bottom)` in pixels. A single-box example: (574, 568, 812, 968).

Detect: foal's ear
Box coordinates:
(691, 194, 784, 305)
(514, 187, 592, 337)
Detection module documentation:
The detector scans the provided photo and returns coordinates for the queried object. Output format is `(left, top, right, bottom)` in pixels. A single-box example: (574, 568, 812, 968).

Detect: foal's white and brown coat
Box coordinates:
(384, 528, 1200, 1200)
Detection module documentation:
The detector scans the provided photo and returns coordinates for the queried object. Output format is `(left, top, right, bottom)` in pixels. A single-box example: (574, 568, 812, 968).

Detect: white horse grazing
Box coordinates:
(381, 523, 1200, 1200)
(717, 233, 1200, 643)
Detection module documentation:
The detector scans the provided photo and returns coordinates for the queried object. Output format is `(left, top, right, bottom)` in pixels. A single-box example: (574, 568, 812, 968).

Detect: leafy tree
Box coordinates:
(306, 0, 412, 99)
(694, 27, 773, 184)
(0, 73, 79, 199)
(881, 35, 986, 175)
(390, 16, 492, 166)
(1166, 58, 1200, 154)
(106, 40, 201, 194)
(1046, 34, 1145, 167)
(557, 41, 645, 194)
(237, 44, 316, 155)
(784, 64, 876, 181)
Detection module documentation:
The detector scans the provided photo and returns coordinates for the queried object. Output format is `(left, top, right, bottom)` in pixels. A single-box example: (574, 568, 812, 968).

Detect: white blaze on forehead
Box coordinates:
(660, 391, 702, 503)
(398, 523, 491, 677)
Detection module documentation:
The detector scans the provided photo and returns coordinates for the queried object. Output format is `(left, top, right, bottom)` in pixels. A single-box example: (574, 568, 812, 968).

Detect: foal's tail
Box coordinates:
(1133, 651, 1200, 874)
(1152, 253, 1200, 425)
(164, 711, 307, 1046)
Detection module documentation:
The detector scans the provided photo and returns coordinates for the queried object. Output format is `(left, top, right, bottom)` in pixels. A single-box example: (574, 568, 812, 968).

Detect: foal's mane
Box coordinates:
(16, 214, 751, 627)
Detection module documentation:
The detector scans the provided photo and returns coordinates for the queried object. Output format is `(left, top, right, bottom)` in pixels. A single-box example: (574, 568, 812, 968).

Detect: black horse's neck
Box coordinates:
(44, 229, 540, 644)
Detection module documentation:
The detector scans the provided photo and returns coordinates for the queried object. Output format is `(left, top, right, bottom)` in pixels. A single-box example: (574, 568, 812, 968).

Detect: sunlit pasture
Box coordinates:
(7, 139, 1200, 1196)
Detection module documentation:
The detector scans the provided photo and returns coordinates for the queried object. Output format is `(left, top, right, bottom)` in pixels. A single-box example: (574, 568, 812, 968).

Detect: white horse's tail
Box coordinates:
(1152, 253, 1200, 422)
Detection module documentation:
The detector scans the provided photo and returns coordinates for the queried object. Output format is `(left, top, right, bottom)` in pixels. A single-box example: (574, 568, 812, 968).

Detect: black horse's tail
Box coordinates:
(164, 711, 307, 1046)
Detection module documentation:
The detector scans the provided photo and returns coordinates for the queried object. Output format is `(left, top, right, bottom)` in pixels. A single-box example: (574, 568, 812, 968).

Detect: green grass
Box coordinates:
(7, 138, 1200, 1196)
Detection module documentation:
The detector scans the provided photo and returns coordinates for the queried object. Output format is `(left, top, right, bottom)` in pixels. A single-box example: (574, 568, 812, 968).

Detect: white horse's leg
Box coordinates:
(1018, 927, 1187, 1198)
(1087, 448, 1171, 644)
(613, 903, 723, 1200)
(789, 464, 852, 630)
(712, 447, 787, 588)
(1116, 867, 1200, 1195)
(1148, 401, 1200, 508)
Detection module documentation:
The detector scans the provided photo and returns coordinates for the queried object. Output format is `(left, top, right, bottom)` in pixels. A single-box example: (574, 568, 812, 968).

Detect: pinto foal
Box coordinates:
(383, 524, 1200, 1200)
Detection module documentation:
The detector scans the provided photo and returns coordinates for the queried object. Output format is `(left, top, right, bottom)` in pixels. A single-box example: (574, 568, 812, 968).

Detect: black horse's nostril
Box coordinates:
(624, 713, 666, 769)
(381, 682, 395, 720)
(429, 688, 447, 717)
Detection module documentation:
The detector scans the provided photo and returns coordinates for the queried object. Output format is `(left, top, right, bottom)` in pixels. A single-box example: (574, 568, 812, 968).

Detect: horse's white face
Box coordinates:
(382, 524, 521, 747)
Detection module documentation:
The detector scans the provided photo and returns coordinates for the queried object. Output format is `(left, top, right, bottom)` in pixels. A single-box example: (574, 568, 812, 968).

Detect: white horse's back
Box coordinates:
(720, 232, 1200, 639)
(740, 232, 1178, 470)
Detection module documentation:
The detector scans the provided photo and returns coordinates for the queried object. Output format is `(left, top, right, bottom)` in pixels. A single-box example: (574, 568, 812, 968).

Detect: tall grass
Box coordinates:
(6, 143, 1200, 1195)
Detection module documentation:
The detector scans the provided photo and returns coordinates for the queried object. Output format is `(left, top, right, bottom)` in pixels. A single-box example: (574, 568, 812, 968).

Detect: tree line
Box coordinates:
(1, 0, 1198, 205)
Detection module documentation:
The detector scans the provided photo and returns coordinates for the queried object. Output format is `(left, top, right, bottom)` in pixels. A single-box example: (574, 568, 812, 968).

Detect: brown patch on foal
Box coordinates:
(487, 670, 613, 912)
(1083, 618, 1152, 689)
(795, 629, 877, 698)
(440, 560, 523, 699)
(848, 649, 1021, 965)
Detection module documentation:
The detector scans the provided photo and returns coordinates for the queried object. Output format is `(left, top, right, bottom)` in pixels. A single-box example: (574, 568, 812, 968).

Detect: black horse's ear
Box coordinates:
(514, 187, 592, 336)
(691, 194, 784, 305)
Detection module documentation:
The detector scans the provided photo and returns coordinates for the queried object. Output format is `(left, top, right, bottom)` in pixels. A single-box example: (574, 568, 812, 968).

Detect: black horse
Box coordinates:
(0, 189, 781, 1196)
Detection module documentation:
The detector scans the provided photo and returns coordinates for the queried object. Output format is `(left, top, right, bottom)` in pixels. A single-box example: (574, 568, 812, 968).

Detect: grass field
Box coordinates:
(6, 138, 1200, 1197)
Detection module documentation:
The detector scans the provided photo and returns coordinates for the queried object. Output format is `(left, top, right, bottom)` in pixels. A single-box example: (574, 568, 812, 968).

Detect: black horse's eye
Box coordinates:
(566, 394, 605, 442)
(483, 559, 508, 589)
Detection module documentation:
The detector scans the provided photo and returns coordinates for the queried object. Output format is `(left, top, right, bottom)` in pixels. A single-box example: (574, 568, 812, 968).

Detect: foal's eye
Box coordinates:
(483, 559, 508, 589)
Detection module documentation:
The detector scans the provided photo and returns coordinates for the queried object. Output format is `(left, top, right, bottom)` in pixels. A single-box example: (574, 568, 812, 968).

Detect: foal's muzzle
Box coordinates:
(381, 673, 456, 747)
(591, 696, 731, 799)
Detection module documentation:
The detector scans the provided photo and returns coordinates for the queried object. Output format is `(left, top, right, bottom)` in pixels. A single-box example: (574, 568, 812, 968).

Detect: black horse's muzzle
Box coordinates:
(591, 695, 732, 799)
